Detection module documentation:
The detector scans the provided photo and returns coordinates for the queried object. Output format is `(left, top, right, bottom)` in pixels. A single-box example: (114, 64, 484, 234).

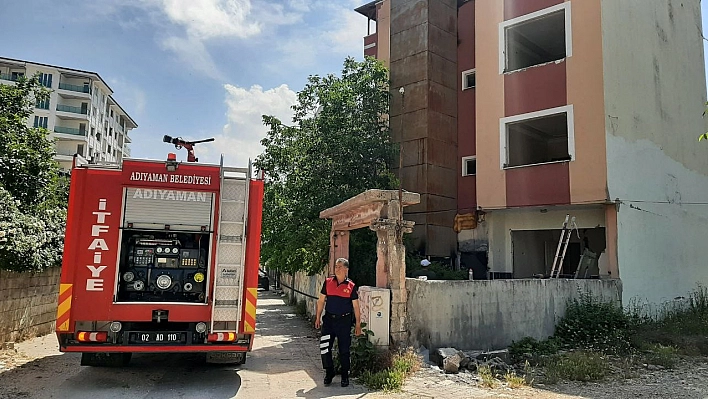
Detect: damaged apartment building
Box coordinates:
(355, 0, 708, 305)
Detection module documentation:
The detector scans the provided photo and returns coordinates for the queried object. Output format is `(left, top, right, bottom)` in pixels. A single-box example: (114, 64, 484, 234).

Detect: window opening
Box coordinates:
(462, 156, 476, 176)
(505, 111, 571, 168)
(504, 8, 567, 73)
(462, 69, 476, 90)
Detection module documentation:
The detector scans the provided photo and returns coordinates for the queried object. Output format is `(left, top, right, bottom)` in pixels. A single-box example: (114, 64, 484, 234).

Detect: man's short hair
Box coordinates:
(335, 258, 349, 268)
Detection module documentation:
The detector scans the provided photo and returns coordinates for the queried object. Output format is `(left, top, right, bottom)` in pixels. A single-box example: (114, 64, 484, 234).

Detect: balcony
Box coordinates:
(56, 104, 89, 121)
(58, 82, 90, 99)
(59, 83, 89, 93)
(54, 126, 86, 137)
(0, 73, 21, 84)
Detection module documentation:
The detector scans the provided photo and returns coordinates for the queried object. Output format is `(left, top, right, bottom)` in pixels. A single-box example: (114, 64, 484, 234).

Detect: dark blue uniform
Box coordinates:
(319, 276, 358, 377)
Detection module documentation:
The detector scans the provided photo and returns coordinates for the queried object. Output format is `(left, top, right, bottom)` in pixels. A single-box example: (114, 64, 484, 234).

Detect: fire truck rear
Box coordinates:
(55, 146, 263, 366)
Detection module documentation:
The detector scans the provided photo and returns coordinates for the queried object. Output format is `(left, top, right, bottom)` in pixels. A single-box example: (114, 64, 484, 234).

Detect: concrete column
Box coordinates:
(371, 208, 414, 347)
(328, 230, 350, 275)
(374, 228, 389, 288)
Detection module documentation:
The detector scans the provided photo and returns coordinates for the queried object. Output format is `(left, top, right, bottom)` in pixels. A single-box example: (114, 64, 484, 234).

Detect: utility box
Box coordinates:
(358, 286, 390, 347)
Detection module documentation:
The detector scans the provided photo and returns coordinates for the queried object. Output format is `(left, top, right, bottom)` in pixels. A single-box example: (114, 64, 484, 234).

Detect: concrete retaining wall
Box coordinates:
(0, 267, 61, 343)
(406, 278, 622, 351)
(279, 271, 327, 319)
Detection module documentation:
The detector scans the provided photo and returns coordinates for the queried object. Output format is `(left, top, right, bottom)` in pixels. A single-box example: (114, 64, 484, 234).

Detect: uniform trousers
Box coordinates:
(319, 312, 353, 373)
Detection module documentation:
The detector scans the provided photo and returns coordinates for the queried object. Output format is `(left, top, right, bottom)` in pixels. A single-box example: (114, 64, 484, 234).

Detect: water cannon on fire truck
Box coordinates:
(162, 135, 215, 162)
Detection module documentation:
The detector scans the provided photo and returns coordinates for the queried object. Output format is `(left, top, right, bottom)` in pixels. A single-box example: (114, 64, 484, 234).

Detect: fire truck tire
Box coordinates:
(206, 351, 246, 365)
(81, 352, 133, 367)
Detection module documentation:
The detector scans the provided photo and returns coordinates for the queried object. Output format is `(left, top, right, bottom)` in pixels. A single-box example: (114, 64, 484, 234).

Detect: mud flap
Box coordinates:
(206, 351, 246, 365)
(81, 352, 132, 367)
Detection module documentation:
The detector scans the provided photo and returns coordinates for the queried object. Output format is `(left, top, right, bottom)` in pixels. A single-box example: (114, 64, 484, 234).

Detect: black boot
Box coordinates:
(324, 367, 335, 386)
(340, 370, 349, 387)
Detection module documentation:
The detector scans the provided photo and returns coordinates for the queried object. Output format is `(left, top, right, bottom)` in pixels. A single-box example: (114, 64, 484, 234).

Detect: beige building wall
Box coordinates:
(474, 0, 506, 209)
(566, 0, 608, 204)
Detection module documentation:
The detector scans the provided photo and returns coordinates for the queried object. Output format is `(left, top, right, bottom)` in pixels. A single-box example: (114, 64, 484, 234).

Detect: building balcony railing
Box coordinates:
(56, 105, 88, 114)
(0, 73, 20, 82)
(123, 146, 131, 157)
(54, 126, 86, 136)
(58, 83, 90, 93)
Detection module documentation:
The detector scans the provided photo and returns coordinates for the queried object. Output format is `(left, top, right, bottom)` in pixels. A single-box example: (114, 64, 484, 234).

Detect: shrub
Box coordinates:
(356, 343, 422, 391)
(508, 336, 560, 363)
(349, 324, 379, 377)
(358, 369, 405, 391)
(645, 344, 677, 369)
(477, 365, 498, 388)
(504, 371, 527, 389)
(555, 292, 637, 354)
(543, 351, 608, 383)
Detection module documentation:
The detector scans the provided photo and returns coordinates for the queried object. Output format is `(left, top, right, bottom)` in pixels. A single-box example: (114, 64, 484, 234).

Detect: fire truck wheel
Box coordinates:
(81, 352, 133, 367)
(206, 351, 246, 365)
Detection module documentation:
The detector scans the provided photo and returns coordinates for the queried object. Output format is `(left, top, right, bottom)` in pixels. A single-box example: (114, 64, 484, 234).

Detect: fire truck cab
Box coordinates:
(55, 152, 263, 366)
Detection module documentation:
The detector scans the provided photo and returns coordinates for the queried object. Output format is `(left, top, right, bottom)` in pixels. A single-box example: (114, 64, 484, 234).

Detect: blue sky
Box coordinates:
(0, 0, 368, 166)
(1, 1, 708, 167)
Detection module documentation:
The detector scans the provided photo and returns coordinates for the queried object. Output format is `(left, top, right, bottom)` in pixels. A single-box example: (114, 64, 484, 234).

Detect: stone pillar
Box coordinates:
(328, 230, 350, 275)
(371, 198, 414, 347)
(374, 228, 389, 288)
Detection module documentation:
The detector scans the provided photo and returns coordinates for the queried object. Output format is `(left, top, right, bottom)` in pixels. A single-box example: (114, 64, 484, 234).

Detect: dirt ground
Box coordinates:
(3, 293, 708, 399)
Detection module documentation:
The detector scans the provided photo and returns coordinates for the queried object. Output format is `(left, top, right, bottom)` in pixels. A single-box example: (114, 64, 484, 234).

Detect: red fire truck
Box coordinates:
(55, 136, 264, 366)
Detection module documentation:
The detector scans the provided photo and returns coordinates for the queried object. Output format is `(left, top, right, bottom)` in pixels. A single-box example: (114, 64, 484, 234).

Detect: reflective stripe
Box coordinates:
(320, 349, 328, 354)
(320, 343, 329, 349)
(320, 335, 330, 341)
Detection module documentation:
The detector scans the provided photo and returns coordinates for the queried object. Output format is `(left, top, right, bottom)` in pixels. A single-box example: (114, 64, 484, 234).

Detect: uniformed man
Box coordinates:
(315, 257, 362, 387)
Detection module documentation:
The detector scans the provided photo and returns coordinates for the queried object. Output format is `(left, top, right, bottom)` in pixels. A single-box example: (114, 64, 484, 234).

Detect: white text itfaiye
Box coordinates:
(86, 199, 110, 292)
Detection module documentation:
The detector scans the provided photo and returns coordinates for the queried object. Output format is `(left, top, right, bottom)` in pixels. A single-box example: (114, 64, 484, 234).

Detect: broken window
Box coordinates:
(503, 7, 568, 73)
(462, 156, 476, 176)
(462, 69, 476, 90)
(504, 108, 572, 168)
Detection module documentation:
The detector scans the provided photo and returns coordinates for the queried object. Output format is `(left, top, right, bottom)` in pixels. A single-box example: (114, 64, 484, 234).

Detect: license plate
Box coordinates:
(129, 332, 186, 344)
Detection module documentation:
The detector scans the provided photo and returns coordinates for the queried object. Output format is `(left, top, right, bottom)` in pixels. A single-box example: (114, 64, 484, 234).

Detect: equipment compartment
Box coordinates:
(116, 230, 211, 303)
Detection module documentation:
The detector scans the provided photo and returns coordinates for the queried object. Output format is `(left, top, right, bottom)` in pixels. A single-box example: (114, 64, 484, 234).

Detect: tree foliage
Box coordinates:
(255, 57, 398, 274)
(0, 74, 68, 272)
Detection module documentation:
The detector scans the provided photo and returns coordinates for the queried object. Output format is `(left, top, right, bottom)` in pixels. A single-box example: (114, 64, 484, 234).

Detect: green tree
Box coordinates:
(0, 74, 68, 272)
(255, 57, 397, 275)
(0, 75, 66, 209)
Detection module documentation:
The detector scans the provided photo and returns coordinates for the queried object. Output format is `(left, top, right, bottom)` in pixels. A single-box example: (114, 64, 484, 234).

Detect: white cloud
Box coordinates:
(324, 4, 369, 56)
(200, 83, 296, 166)
(107, 77, 147, 119)
(161, 35, 225, 80)
(156, 0, 261, 40)
(272, 1, 368, 69)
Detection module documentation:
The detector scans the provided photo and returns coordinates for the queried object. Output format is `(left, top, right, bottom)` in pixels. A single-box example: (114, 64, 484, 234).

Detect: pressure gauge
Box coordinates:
(172, 247, 179, 254)
(156, 247, 163, 254)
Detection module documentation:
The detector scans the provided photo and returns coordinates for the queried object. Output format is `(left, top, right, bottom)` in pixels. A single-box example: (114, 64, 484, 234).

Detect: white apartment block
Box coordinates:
(0, 57, 137, 171)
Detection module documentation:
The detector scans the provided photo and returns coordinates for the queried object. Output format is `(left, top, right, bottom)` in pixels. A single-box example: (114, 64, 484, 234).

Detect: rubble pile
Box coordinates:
(428, 347, 513, 374)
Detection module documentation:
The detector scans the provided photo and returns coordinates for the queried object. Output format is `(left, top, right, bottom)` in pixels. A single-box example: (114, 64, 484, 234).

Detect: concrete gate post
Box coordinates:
(320, 190, 419, 348)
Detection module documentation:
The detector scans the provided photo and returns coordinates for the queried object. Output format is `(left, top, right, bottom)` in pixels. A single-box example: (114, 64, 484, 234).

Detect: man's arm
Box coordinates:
(352, 299, 362, 336)
(314, 293, 326, 329)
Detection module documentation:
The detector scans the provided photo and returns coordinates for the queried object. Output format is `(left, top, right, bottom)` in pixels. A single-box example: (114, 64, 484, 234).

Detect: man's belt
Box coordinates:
(325, 312, 352, 319)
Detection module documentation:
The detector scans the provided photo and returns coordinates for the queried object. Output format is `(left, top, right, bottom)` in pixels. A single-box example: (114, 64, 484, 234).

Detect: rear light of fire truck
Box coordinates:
(207, 332, 237, 342)
(76, 331, 108, 343)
